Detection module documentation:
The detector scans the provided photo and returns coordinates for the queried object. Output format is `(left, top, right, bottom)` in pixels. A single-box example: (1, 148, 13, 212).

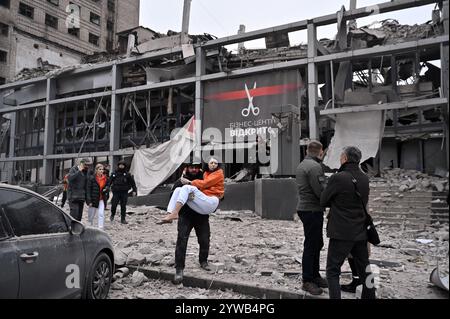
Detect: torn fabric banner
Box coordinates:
(130, 117, 197, 196)
(323, 111, 385, 169)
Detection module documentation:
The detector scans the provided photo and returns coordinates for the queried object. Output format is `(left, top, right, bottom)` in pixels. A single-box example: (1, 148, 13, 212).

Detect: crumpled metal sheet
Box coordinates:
(430, 265, 449, 292)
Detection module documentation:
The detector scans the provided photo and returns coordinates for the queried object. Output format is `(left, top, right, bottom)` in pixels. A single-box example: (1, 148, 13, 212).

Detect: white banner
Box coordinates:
(324, 111, 385, 169)
(130, 117, 197, 196)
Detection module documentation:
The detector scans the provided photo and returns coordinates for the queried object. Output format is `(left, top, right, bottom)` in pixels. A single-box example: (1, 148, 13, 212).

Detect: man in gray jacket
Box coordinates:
(296, 140, 327, 295)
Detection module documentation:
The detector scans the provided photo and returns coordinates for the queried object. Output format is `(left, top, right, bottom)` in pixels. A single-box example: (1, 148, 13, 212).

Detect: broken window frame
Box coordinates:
(0, 22, 8, 37)
(0, 50, 7, 63)
(89, 12, 101, 26)
(45, 13, 58, 29)
(88, 33, 100, 46)
(18, 2, 34, 19)
(67, 27, 79, 38)
(0, 0, 10, 9)
(46, 0, 59, 7)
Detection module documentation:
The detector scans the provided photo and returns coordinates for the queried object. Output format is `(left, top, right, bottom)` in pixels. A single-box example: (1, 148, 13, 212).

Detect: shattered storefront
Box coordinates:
(0, 0, 448, 188)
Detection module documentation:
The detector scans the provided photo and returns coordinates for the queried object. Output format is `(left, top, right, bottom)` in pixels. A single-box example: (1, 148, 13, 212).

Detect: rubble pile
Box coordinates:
(14, 63, 60, 82)
(376, 168, 449, 193)
(359, 19, 438, 44)
(69, 204, 449, 299)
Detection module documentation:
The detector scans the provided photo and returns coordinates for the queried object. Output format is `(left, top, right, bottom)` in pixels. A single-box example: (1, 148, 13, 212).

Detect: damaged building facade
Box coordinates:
(0, 0, 140, 83)
(0, 0, 448, 187)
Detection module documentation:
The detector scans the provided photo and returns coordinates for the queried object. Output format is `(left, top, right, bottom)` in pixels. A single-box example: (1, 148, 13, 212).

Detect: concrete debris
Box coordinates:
(111, 282, 125, 290)
(70, 203, 450, 299)
(131, 271, 148, 287)
(126, 251, 146, 266)
(378, 168, 449, 193)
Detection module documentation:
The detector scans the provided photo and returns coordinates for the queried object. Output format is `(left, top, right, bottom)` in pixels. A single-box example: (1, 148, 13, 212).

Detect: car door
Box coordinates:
(0, 189, 86, 299)
(0, 207, 19, 299)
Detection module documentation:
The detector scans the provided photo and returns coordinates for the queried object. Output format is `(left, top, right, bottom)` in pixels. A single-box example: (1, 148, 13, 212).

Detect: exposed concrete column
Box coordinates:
(109, 63, 122, 170)
(42, 78, 56, 185)
(182, 0, 192, 35)
(7, 112, 16, 184)
(307, 22, 319, 140)
(442, 0, 449, 169)
(194, 47, 205, 163)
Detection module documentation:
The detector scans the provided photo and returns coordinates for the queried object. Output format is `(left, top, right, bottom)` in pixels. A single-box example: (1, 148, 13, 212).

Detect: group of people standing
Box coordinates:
(64, 159, 137, 229)
(296, 140, 376, 299)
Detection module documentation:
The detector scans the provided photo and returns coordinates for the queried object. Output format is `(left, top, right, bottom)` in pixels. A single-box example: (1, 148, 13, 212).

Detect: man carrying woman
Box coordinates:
(157, 157, 224, 224)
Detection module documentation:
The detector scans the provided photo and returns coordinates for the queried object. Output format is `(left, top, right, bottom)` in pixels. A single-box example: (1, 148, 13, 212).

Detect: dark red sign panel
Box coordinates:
(202, 70, 302, 141)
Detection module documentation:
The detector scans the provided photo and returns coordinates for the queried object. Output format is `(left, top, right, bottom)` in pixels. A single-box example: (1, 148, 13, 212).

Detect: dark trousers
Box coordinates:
(298, 211, 324, 282)
(69, 200, 84, 221)
(61, 191, 67, 208)
(175, 206, 210, 270)
(326, 239, 376, 299)
(111, 191, 128, 219)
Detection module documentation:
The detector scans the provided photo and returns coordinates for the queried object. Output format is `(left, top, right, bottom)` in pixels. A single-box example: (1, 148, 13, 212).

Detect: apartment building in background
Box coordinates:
(0, 0, 140, 84)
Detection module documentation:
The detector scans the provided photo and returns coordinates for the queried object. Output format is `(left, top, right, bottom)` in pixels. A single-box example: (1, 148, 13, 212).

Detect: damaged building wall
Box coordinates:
(13, 32, 81, 77)
(116, 0, 140, 33)
(0, 0, 141, 83)
(0, 0, 448, 186)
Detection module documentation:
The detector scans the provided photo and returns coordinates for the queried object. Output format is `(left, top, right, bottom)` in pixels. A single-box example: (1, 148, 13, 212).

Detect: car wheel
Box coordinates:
(85, 252, 112, 299)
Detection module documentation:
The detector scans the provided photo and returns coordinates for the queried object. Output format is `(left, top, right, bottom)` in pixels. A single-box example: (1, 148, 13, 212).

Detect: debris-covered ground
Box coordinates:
(72, 202, 449, 300)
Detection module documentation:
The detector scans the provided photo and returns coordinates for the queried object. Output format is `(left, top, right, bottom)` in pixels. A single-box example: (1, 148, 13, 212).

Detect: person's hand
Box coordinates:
(88, 203, 92, 207)
(180, 177, 190, 185)
(132, 192, 137, 197)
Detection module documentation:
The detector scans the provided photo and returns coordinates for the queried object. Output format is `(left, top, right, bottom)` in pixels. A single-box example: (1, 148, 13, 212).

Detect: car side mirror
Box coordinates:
(70, 220, 85, 235)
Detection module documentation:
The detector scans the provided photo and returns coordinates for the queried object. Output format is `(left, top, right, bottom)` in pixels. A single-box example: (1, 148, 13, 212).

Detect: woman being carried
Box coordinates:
(157, 157, 224, 224)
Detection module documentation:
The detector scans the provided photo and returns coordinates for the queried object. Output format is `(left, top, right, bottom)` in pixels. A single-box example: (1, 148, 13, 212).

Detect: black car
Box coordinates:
(0, 184, 114, 299)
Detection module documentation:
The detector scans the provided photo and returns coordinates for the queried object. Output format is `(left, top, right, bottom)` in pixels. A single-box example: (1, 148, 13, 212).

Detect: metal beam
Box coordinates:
(116, 77, 196, 95)
(0, 76, 47, 91)
(43, 78, 56, 185)
(194, 47, 205, 163)
(201, 0, 437, 48)
(307, 23, 319, 140)
(320, 98, 448, 115)
(314, 35, 448, 64)
(0, 101, 47, 115)
(48, 91, 112, 105)
(110, 64, 122, 170)
(313, 0, 438, 26)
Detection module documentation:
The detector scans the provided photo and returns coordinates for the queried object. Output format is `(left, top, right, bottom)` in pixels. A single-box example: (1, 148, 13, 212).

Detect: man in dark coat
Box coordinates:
(67, 159, 89, 221)
(172, 162, 211, 284)
(296, 140, 328, 295)
(108, 161, 137, 224)
(321, 146, 376, 299)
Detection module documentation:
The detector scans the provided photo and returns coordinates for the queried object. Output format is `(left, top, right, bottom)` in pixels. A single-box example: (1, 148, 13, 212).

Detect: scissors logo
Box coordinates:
(242, 82, 260, 117)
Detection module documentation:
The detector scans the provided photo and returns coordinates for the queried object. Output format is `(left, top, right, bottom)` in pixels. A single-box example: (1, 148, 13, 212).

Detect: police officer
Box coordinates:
(108, 161, 137, 224)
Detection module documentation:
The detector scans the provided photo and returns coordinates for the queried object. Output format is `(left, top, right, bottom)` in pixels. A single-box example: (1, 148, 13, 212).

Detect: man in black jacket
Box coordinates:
(321, 146, 376, 299)
(172, 162, 211, 285)
(108, 161, 137, 224)
(296, 140, 328, 295)
(68, 159, 89, 221)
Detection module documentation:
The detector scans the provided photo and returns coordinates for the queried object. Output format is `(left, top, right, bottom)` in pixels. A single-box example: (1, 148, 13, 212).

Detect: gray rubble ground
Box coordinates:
(73, 203, 449, 300)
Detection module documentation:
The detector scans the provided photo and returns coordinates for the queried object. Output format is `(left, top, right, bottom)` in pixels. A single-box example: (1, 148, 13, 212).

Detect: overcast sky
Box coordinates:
(139, 0, 436, 50)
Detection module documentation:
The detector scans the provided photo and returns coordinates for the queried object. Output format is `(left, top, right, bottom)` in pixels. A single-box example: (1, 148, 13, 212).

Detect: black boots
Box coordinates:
(121, 218, 128, 225)
(173, 269, 183, 284)
(341, 277, 361, 293)
(200, 261, 211, 271)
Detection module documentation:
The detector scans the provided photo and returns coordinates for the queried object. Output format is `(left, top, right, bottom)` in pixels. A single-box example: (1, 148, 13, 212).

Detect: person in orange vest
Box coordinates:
(86, 164, 109, 230)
